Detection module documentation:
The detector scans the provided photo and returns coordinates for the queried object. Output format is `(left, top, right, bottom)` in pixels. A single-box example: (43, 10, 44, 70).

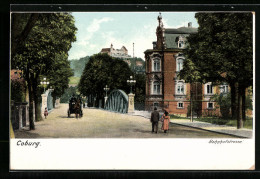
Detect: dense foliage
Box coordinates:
(78, 53, 134, 107)
(11, 79, 26, 102)
(179, 13, 253, 128)
(11, 13, 77, 129)
(60, 86, 78, 103)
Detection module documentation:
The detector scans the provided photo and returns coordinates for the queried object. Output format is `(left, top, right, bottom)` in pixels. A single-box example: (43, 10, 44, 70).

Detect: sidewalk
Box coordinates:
(132, 111, 253, 138)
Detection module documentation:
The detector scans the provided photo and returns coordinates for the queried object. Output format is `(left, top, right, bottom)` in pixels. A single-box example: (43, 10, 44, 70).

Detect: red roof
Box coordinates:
(101, 48, 111, 53)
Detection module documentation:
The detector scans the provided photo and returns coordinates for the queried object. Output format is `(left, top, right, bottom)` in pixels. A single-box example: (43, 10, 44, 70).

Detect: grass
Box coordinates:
(194, 117, 253, 129)
(169, 114, 253, 129)
(69, 76, 80, 85)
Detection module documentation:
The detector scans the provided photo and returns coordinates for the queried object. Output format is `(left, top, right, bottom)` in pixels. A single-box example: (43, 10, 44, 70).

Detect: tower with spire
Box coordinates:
(156, 12, 165, 50)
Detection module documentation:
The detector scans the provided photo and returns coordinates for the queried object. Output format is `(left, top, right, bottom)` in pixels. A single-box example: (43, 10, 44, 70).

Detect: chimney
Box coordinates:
(188, 22, 192, 28)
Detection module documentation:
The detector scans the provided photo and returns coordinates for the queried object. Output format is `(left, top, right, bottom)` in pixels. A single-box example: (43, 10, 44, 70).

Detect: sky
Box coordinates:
(68, 12, 199, 60)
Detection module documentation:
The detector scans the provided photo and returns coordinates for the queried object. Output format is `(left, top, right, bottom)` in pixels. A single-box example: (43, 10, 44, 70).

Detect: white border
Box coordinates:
(10, 10, 255, 170)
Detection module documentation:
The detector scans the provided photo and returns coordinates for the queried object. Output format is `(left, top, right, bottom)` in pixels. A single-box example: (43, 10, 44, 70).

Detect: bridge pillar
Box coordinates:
(104, 96, 108, 104)
(128, 93, 135, 113)
(41, 93, 47, 119)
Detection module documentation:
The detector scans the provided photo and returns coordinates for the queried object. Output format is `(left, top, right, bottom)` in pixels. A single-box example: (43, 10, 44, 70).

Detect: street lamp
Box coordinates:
(127, 76, 136, 94)
(104, 85, 110, 98)
(103, 85, 110, 104)
(40, 77, 49, 93)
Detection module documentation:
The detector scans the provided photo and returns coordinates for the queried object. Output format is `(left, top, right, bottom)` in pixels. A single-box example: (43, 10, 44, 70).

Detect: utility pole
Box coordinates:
(133, 42, 134, 58)
(190, 84, 193, 122)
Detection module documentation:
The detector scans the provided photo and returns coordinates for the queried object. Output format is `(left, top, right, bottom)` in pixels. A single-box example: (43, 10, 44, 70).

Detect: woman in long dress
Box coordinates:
(161, 110, 170, 133)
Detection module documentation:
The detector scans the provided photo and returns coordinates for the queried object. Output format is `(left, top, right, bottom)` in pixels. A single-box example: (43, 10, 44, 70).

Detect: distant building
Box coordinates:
(100, 44, 131, 59)
(100, 44, 145, 74)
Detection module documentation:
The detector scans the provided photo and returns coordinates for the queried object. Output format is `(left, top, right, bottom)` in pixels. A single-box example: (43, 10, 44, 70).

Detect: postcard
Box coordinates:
(10, 6, 255, 170)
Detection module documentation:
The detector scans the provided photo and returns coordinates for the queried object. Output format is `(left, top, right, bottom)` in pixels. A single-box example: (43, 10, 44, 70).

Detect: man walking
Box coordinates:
(151, 107, 159, 133)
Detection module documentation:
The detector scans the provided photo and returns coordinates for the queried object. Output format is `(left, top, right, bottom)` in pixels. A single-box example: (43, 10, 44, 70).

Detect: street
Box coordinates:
(14, 104, 236, 138)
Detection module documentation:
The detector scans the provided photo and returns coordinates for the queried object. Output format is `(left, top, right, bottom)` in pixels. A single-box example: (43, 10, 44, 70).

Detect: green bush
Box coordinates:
(211, 93, 231, 118)
(11, 79, 26, 102)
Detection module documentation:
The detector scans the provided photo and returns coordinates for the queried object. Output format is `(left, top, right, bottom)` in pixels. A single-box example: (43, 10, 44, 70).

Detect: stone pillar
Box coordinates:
(26, 105, 29, 126)
(104, 97, 108, 105)
(128, 93, 135, 113)
(41, 93, 47, 119)
(18, 105, 22, 130)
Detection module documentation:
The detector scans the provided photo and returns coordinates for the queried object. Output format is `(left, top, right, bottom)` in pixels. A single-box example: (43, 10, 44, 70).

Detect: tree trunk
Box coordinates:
(26, 72, 35, 130)
(236, 83, 243, 129)
(242, 87, 246, 121)
(32, 73, 42, 122)
(190, 86, 193, 122)
(230, 82, 237, 119)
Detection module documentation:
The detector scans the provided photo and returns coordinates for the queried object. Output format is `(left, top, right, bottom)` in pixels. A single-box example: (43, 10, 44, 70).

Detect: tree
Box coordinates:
(134, 73, 146, 110)
(47, 52, 74, 107)
(11, 13, 77, 129)
(78, 53, 133, 107)
(179, 13, 253, 128)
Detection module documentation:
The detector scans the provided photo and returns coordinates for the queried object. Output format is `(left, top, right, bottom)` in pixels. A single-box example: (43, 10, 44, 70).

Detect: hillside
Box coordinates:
(70, 56, 90, 77)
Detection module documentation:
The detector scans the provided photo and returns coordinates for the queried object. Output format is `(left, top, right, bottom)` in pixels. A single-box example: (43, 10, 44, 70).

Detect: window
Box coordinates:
(177, 102, 184, 109)
(153, 81, 160, 94)
(178, 40, 184, 48)
(177, 84, 184, 94)
(176, 81, 185, 95)
(220, 84, 229, 93)
(176, 58, 184, 72)
(177, 36, 185, 48)
(153, 59, 160, 71)
(208, 102, 213, 109)
(207, 84, 213, 94)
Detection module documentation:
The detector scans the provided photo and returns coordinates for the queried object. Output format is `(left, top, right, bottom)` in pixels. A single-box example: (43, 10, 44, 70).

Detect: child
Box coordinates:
(44, 107, 48, 119)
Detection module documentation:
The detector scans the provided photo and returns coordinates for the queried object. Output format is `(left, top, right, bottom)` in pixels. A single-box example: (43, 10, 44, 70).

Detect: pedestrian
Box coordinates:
(161, 110, 170, 133)
(44, 107, 48, 119)
(150, 107, 159, 133)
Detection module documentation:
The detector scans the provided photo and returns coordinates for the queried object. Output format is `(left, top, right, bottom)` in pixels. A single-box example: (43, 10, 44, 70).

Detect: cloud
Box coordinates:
(87, 17, 114, 33)
(68, 17, 113, 59)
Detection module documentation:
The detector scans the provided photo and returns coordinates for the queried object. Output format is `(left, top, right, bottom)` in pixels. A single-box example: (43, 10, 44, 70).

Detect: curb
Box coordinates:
(132, 114, 250, 138)
(170, 122, 249, 138)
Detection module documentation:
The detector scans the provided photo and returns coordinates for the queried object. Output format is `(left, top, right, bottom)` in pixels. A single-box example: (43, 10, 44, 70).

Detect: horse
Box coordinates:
(74, 99, 81, 119)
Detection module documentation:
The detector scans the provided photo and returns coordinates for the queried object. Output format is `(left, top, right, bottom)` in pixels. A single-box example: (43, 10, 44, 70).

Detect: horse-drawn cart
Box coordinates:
(68, 95, 83, 118)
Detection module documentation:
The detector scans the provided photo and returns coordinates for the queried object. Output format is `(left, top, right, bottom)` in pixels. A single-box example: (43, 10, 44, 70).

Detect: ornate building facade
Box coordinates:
(144, 14, 229, 117)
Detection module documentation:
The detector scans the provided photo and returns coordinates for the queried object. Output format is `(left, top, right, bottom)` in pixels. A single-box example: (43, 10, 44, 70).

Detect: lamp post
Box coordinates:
(103, 85, 110, 104)
(127, 76, 136, 113)
(40, 77, 49, 93)
(127, 76, 136, 94)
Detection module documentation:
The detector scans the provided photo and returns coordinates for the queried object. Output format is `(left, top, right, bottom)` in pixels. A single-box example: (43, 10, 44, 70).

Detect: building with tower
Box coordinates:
(100, 44, 131, 59)
(144, 13, 229, 117)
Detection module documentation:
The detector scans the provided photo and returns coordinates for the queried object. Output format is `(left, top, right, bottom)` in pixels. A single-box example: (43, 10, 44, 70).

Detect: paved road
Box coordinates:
(14, 104, 236, 138)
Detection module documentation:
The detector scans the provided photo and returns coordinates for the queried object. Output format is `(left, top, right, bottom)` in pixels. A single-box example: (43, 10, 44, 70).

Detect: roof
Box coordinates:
(164, 27, 197, 34)
(101, 48, 111, 53)
(164, 27, 197, 49)
(121, 46, 128, 51)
